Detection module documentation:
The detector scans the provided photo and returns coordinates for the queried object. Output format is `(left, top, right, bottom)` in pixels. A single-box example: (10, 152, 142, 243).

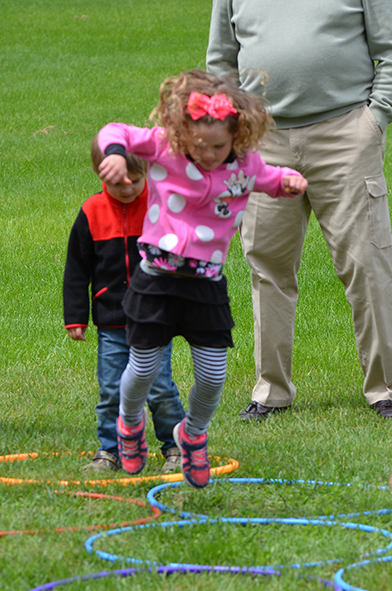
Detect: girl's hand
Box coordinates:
(282, 175, 308, 197)
(67, 327, 87, 341)
(98, 155, 131, 185)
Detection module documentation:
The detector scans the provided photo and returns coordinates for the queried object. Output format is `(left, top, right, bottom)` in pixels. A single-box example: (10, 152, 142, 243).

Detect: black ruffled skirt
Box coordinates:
(122, 265, 234, 348)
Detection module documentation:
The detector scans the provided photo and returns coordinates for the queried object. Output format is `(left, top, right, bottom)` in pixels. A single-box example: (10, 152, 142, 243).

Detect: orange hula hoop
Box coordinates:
(0, 452, 239, 487)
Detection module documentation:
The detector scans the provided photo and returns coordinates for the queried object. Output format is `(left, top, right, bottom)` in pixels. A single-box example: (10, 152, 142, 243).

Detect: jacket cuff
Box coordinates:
(104, 143, 128, 158)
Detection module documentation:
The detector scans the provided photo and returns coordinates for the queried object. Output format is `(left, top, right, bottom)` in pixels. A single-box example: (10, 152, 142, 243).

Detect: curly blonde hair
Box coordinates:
(150, 69, 273, 158)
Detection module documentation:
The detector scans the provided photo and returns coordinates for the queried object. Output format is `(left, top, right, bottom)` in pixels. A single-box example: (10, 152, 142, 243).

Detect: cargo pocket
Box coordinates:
(365, 174, 392, 249)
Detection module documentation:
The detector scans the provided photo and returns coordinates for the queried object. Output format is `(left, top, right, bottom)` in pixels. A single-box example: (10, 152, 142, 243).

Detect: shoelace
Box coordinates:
(122, 439, 140, 456)
(189, 447, 208, 467)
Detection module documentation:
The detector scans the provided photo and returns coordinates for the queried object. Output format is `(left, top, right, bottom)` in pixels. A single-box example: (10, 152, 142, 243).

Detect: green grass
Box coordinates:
(1, 1, 392, 589)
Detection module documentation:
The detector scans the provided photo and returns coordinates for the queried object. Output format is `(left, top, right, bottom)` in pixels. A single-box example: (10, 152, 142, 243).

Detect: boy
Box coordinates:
(63, 137, 185, 473)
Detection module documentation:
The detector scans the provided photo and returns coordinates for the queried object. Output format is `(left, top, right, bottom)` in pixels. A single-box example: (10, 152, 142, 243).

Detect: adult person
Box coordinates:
(206, 0, 392, 419)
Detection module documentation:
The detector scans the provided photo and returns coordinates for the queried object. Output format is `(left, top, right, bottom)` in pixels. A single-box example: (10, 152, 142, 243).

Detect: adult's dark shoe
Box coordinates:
(372, 400, 392, 418)
(239, 401, 290, 421)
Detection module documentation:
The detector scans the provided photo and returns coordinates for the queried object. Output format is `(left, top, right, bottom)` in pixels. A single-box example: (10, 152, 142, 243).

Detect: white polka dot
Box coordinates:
(167, 193, 186, 213)
(148, 204, 160, 223)
(210, 250, 223, 264)
(150, 164, 168, 181)
(158, 234, 178, 251)
(186, 162, 204, 181)
(226, 160, 238, 170)
(195, 225, 214, 242)
(247, 175, 256, 192)
(233, 211, 244, 228)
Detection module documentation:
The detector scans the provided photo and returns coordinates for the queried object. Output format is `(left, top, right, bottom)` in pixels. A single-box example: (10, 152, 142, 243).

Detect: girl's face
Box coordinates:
(186, 121, 234, 171)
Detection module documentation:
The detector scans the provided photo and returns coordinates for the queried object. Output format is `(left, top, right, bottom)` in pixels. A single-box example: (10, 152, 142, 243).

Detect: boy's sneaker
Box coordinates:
(116, 413, 148, 475)
(83, 450, 121, 473)
(173, 419, 210, 489)
(161, 447, 181, 473)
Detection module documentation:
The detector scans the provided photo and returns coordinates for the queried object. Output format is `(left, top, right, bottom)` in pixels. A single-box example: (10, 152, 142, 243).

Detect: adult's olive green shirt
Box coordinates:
(206, 0, 392, 131)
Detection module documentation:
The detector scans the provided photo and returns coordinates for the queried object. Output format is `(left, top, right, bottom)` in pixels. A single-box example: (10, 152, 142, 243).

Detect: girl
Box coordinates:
(98, 69, 307, 489)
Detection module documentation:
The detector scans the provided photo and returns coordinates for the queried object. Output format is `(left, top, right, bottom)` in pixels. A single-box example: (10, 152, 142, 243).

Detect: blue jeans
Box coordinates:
(96, 327, 185, 457)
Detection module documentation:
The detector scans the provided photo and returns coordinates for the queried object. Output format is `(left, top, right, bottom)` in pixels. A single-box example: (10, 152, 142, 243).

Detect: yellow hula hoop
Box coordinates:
(0, 452, 239, 487)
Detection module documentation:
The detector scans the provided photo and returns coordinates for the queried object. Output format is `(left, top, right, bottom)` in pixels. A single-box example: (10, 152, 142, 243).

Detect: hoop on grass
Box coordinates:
(0, 491, 161, 538)
(0, 452, 239, 486)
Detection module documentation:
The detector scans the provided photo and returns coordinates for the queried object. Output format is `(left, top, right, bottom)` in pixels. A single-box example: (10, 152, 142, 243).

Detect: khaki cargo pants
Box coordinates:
(241, 106, 392, 406)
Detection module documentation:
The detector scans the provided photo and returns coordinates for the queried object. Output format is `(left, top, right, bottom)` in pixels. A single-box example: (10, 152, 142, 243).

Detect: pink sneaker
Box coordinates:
(173, 418, 210, 489)
(116, 414, 148, 474)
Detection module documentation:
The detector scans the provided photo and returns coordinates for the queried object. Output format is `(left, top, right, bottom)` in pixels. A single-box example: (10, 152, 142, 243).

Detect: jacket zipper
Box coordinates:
(123, 205, 130, 286)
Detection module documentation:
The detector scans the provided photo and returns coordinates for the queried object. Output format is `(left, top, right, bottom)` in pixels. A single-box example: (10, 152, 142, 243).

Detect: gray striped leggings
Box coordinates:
(120, 345, 227, 436)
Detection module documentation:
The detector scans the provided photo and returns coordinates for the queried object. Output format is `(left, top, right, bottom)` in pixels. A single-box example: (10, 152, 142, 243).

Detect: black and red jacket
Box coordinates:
(63, 182, 148, 329)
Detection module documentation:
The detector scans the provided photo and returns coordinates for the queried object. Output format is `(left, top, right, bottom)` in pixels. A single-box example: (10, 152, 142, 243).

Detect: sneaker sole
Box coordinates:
(173, 422, 193, 487)
(172, 423, 182, 461)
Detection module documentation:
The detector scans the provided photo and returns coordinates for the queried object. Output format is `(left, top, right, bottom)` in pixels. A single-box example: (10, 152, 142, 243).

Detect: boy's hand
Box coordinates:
(98, 155, 131, 185)
(282, 175, 308, 197)
(67, 327, 87, 341)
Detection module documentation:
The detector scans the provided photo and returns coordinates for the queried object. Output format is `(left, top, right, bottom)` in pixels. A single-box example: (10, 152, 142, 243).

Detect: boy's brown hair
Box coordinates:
(91, 135, 147, 177)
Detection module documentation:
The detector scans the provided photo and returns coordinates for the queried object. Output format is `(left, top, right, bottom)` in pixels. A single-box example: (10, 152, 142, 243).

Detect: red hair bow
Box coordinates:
(187, 92, 238, 121)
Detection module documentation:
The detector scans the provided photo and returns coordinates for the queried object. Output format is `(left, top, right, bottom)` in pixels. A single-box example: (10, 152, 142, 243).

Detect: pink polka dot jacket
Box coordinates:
(98, 124, 303, 268)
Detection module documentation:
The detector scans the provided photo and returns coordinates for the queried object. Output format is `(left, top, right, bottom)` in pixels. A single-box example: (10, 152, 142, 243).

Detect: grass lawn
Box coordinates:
(1, 1, 392, 589)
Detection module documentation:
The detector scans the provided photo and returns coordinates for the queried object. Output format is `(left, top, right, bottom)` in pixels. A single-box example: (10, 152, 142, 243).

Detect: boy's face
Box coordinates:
(105, 171, 145, 204)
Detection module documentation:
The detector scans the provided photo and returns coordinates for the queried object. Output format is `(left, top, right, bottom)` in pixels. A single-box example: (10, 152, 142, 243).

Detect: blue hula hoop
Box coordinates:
(29, 566, 341, 591)
(335, 554, 392, 591)
(85, 514, 392, 573)
(146, 477, 392, 589)
(146, 477, 390, 520)
(30, 476, 392, 590)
